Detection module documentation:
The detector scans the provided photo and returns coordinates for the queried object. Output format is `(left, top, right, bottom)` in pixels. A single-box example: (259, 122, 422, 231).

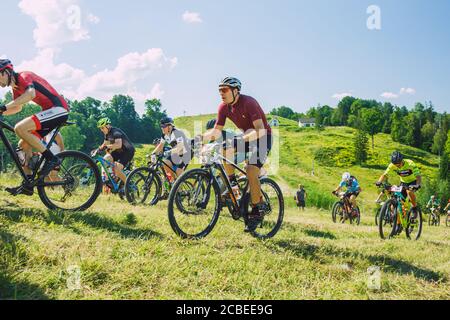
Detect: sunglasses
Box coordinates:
(219, 87, 231, 94)
(161, 124, 171, 129)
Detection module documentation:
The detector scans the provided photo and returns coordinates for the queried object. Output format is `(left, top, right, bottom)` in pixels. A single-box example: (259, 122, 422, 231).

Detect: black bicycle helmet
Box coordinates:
(206, 119, 217, 130)
(0, 59, 13, 72)
(391, 151, 404, 164)
(160, 117, 173, 126)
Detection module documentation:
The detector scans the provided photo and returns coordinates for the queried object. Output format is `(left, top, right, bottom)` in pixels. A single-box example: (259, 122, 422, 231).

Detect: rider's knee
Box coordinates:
(14, 123, 25, 136)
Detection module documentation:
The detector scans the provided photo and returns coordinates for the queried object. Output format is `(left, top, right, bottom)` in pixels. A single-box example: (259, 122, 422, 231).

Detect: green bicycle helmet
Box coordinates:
(97, 117, 111, 128)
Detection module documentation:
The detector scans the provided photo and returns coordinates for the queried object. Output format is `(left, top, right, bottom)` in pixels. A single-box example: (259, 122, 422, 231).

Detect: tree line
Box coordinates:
(271, 97, 450, 202)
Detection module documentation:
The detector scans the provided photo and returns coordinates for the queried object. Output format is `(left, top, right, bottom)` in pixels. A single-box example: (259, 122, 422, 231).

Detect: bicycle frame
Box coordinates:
(0, 116, 66, 187)
(91, 151, 131, 193)
(198, 144, 248, 213)
(391, 190, 411, 227)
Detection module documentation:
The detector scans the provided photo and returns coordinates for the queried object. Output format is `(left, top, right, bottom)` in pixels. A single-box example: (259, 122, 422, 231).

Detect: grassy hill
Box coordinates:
(0, 115, 448, 300)
(173, 115, 441, 213)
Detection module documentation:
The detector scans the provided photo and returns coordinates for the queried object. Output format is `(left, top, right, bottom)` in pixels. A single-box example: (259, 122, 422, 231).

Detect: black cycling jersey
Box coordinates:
(105, 127, 135, 153)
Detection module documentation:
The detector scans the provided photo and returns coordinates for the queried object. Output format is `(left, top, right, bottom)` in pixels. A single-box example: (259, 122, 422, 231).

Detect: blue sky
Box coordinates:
(1, 0, 449, 115)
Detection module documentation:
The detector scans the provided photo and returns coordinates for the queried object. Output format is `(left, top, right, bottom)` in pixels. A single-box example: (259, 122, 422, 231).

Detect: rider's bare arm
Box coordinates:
(3, 87, 36, 116)
(152, 142, 165, 155)
(107, 138, 123, 152)
(416, 175, 422, 186)
(242, 119, 266, 143)
(377, 174, 387, 184)
(202, 126, 223, 143)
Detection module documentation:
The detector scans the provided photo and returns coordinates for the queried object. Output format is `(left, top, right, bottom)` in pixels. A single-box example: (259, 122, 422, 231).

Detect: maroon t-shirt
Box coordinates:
(13, 71, 69, 111)
(216, 95, 272, 134)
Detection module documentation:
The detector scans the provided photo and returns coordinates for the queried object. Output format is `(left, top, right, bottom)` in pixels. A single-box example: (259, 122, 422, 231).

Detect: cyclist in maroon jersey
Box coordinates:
(197, 77, 273, 232)
(0, 59, 69, 196)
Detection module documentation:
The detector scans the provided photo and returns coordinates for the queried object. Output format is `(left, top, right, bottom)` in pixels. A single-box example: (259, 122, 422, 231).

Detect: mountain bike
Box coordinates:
(427, 206, 441, 227)
(331, 191, 361, 225)
(0, 115, 102, 211)
(378, 184, 422, 240)
(79, 148, 133, 200)
(167, 141, 284, 240)
(124, 153, 189, 206)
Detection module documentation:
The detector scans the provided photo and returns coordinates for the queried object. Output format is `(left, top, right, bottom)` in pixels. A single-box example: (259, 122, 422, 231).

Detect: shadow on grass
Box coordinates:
(0, 204, 163, 241)
(268, 239, 446, 283)
(0, 229, 50, 300)
(303, 229, 337, 240)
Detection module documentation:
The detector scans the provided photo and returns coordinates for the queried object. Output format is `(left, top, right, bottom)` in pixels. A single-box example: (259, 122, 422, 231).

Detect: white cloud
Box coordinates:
(400, 87, 416, 95)
(150, 83, 165, 99)
(332, 92, 353, 100)
(18, 0, 95, 49)
(381, 92, 399, 99)
(182, 11, 203, 24)
(16, 48, 176, 107)
(87, 13, 100, 24)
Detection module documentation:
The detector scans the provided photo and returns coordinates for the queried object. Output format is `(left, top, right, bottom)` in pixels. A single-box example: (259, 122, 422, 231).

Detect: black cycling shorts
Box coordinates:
(237, 134, 273, 169)
(400, 181, 418, 198)
(111, 149, 135, 168)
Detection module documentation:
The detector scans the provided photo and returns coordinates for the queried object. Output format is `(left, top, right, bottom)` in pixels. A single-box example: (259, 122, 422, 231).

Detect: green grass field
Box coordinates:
(0, 187, 449, 300)
(0, 116, 449, 300)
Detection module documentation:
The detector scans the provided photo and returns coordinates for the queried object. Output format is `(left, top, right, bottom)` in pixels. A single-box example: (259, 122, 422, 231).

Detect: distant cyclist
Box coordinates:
(333, 172, 361, 213)
(426, 195, 441, 212)
(444, 200, 450, 213)
(97, 118, 135, 186)
(376, 151, 422, 219)
(152, 117, 191, 178)
(0, 59, 69, 196)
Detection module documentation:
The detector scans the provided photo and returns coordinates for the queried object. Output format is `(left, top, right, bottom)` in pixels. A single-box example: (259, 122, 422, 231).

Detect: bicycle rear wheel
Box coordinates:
(125, 167, 161, 205)
(37, 151, 102, 211)
(168, 169, 221, 239)
(350, 206, 361, 226)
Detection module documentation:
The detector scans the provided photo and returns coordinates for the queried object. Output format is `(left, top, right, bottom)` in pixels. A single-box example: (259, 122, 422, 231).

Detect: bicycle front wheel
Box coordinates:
(37, 151, 102, 211)
(379, 200, 396, 239)
(406, 207, 423, 240)
(168, 169, 221, 239)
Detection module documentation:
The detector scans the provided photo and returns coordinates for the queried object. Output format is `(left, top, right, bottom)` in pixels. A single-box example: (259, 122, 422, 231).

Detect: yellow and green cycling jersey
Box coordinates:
(384, 159, 421, 184)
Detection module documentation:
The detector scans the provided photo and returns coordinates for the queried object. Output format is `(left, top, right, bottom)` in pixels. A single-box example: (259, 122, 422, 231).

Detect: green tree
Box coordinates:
(391, 109, 408, 144)
(432, 128, 448, 155)
(61, 125, 86, 150)
(335, 96, 356, 125)
(404, 113, 421, 147)
(270, 106, 295, 120)
(360, 108, 383, 151)
(354, 128, 369, 165)
(420, 121, 435, 151)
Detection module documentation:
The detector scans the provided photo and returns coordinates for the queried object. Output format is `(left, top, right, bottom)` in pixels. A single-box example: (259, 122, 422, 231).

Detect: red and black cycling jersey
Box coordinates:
(13, 71, 69, 111)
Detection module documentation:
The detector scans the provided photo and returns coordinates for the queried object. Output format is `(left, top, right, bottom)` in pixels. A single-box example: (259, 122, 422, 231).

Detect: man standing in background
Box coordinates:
(295, 184, 307, 211)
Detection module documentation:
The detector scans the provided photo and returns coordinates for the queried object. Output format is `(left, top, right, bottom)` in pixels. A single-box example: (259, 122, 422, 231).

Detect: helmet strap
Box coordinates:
(230, 89, 239, 106)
